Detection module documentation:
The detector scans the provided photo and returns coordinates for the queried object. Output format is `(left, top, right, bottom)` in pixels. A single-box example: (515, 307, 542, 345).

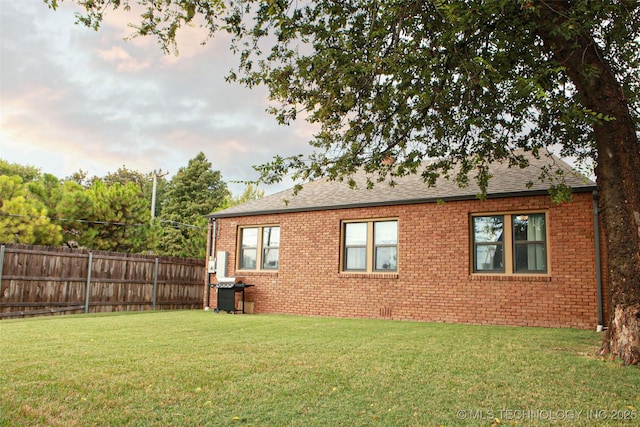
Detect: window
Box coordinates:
(262, 226, 280, 270)
(239, 226, 280, 270)
(472, 213, 547, 274)
(513, 214, 546, 273)
(374, 221, 398, 271)
(344, 222, 367, 270)
(240, 228, 258, 269)
(343, 220, 398, 272)
(473, 216, 504, 272)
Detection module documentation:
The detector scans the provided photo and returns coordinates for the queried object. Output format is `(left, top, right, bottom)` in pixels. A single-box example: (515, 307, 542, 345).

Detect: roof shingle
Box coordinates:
(209, 150, 595, 218)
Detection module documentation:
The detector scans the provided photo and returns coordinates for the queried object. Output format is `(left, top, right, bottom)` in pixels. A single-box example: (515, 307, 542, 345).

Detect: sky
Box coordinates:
(0, 0, 317, 195)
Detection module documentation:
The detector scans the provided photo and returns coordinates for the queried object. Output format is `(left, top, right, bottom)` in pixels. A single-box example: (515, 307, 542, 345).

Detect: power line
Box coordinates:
(0, 212, 206, 230)
(157, 219, 206, 230)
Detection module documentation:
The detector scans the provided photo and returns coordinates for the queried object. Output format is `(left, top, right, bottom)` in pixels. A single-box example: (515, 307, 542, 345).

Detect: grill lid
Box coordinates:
(216, 276, 239, 288)
(216, 281, 236, 288)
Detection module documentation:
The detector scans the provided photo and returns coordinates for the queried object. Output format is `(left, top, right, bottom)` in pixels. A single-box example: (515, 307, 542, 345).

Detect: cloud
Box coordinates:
(97, 46, 152, 72)
(0, 0, 317, 195)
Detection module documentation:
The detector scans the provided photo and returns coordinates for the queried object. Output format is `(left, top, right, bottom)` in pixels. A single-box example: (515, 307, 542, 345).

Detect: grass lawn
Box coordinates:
(1, 311, 639, 426)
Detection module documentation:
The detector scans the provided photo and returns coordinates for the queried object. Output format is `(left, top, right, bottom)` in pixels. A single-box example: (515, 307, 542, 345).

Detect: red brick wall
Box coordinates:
(205, 192, 604, 329)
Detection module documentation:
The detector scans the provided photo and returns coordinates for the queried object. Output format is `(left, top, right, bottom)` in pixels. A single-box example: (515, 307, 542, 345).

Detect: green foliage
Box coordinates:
(0, 175, 62, 245)
(83, 181, 152, 252)
(156, 152, 229, 258)
(47, 0, 226, 53)
(1, 164, 155, 251)
(26, 173, 63, 218)
(65, 169, 91, 187)
(102, 166, 149, 193)
(54, 180, 97, 244)
(1, 157, 245, 256)
(224, 183, 265, 208)
(0, 158, 41, 182)
(97, 166, 170, 218)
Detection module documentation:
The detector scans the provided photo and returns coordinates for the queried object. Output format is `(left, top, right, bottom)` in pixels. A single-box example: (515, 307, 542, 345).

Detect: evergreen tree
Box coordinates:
(101, 166, 148, 193)
(0, 159, 41, 183)
(65, 169, 91, 188)
(27, 173, 63, 219)
(0, 175, 62, 245)
(54, 180, 96, 246)
(83, 181, 152, 252)
(157, 152, 229, 258)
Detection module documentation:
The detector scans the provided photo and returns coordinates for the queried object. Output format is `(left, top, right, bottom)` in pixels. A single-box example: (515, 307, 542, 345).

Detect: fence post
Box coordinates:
(0, 244, 5, 294)
(152, 257, 159, 310)
(84, 252, 93, 314)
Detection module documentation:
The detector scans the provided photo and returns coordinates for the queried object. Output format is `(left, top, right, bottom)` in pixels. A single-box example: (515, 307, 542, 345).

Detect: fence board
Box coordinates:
(0, 244, 205, 318)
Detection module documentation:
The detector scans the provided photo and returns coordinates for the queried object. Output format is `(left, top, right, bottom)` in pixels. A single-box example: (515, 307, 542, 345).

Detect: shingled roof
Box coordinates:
(208, 150, 595, 218)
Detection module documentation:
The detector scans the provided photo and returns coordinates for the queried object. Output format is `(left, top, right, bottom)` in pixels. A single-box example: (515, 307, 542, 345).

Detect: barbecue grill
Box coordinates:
(214, 279, 253, 314)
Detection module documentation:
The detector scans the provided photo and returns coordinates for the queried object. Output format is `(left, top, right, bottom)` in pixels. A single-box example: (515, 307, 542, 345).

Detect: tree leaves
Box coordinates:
(0, 175, 62, 245)
(156, 152, 229, 258)
(1, 155, 229, 257)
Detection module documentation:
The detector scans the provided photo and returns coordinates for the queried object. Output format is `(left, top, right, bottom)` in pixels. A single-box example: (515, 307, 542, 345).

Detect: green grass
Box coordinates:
(1, 312, 639, 426)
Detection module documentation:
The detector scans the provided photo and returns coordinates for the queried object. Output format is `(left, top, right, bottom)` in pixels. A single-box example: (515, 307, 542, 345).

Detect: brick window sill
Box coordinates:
(339, 273, 399, 279)
(470, 274, 552, 282)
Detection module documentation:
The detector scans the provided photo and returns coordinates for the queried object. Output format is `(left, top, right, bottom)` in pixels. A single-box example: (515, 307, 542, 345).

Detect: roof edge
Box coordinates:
(206, 185, 596, 219)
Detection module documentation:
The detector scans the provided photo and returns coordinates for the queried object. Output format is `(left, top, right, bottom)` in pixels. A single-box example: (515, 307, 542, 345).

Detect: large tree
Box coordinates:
(48, 0, 640, 363)
(156, 152, 229, 258)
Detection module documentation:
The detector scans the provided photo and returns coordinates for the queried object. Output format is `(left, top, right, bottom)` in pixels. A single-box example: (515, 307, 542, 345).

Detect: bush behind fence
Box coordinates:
(0, 244, 205, 319)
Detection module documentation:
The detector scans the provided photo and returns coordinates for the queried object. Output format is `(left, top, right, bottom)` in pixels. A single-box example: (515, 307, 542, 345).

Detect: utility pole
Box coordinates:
(150, 171, 169, 224)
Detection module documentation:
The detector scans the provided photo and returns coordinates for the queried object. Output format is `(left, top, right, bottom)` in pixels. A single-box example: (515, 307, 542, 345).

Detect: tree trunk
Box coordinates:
(532, 1, 640, 364)
(605, 304, 640, 365)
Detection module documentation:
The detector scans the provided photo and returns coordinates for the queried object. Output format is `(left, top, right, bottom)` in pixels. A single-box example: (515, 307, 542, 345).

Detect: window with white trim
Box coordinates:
(342, 220, 398, 272)
(472, 213, 547, 274)
(239, 226, 280, 270)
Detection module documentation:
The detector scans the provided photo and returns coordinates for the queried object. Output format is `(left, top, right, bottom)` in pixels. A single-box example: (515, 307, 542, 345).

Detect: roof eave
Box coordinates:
(206, 185, 596, 219)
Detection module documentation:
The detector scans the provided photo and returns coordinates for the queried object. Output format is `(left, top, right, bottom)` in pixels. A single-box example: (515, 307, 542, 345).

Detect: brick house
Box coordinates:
(205, 152, 605, 329)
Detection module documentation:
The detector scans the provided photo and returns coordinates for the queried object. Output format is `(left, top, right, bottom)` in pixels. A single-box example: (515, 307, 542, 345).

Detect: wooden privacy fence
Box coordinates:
(0, 244, 205, 319)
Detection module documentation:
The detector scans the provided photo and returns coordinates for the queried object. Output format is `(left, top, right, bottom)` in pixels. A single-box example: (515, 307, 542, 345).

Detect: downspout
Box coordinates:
(205, 218, 216, 309)
(593, 191, 604, 331)
(212, 218, 218, 275)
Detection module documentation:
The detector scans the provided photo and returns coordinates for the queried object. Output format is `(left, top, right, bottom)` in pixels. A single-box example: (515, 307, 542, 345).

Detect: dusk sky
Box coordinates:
(0, 0, 317, 195)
